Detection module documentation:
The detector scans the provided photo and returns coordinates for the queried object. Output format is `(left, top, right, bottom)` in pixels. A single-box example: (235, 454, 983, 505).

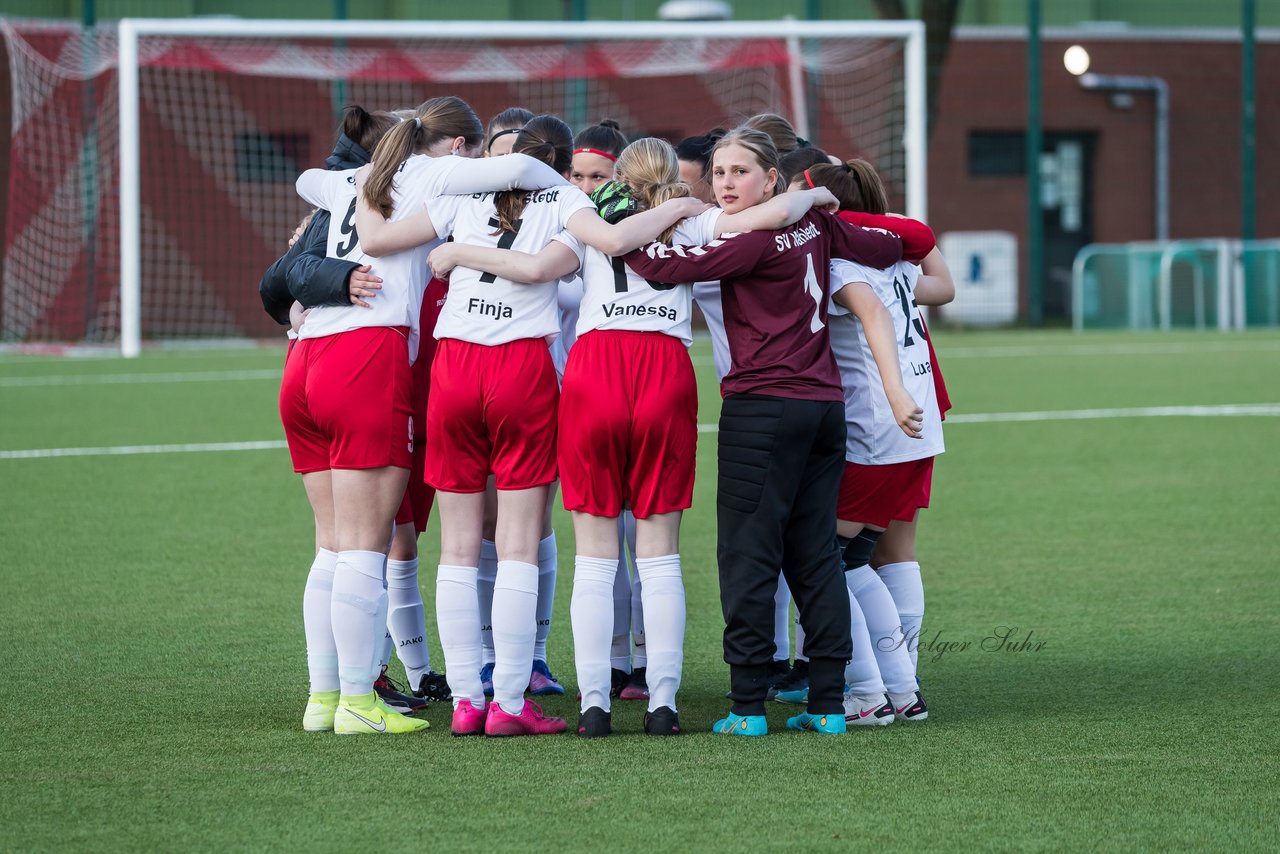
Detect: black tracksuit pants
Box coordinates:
(716, 393, 852, 716)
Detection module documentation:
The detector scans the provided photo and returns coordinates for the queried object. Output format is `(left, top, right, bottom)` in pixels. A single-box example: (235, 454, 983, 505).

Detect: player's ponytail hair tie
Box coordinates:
(796, 136, 811, 149)
(574, 147, 618, 162)
(414, 117, 422, 130)
(803, 168, 816, 190)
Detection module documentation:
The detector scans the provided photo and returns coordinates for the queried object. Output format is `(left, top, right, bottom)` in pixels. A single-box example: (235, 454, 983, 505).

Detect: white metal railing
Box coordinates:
(1072, 239, 1280, 331)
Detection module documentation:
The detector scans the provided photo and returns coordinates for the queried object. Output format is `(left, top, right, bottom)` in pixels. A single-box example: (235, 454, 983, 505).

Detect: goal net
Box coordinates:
(1, 17, 924, 354)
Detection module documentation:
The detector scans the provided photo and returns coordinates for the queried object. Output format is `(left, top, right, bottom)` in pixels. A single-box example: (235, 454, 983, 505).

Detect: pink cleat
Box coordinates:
(451, 699, 488, 737)
(484, 700, 567, 737)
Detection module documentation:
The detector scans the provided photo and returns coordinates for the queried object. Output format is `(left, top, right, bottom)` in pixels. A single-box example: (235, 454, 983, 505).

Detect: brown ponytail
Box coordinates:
(362, 95, 483, 218)
(492, 114, 573, 234)
(339, 105, 399, 157)
(804, 158, 889, 215)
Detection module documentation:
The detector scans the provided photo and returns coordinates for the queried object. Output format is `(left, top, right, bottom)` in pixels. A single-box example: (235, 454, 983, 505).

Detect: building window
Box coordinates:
(968, 131, 1026, 177)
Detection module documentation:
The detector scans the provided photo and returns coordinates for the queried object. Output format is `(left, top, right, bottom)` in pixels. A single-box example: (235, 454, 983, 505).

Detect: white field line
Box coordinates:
(2, 340, 1275, 384)
(0, 440, 288, 460)
(3, 404, 1277, 460)
(0, 369, 281, 388)
(945, 403, 1280, 423)
(697, 403, 1280, 432)
(938, 340, 1280, 359)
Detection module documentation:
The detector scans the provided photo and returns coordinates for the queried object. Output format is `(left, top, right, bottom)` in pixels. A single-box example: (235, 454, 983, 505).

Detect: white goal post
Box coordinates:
(116, 17, 926, 358)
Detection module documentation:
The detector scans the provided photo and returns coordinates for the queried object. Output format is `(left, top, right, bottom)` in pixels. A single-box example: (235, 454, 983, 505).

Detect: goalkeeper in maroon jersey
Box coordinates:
(624, 127, 935, 736)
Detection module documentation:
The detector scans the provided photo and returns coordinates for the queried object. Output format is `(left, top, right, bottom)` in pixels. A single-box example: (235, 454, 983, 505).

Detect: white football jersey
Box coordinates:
(692, 280, 730, 380)
(430, 185, 596, 346)
(294, 155, 464, 361)
(575, 207, 724, 346)
(827, 258, 944, 464)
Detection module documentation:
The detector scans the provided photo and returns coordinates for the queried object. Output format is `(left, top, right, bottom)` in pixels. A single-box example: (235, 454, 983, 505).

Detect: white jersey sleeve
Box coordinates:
(575, 214, 700, 345)
(684, 207, 723, 245)
(298, 155, 453, 364)
(827, 258, 944, 465)
(433, 185, 594, 346)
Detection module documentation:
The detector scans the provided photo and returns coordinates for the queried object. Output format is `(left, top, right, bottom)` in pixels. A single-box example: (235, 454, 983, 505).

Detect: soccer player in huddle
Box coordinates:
(278, 97, 950, 738)
(624, 127, 937, 735)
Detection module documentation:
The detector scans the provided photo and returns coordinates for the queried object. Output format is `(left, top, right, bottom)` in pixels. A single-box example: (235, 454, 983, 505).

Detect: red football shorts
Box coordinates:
(837, 457, 934, 529)
(394, 440, 436, 533)
(558, 330, 698, 519)
(279, 325, 413, 473)
(424, 337, 559, 493)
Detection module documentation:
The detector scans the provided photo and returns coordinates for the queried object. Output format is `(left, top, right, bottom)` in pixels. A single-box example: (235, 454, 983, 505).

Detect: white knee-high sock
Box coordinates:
(844, 589, 885, 697)
(635, 555, 685, 712)
(477, 540, 498, 666)
(534, 533, 557, 662)
(491, 560, 539, 714)
(773, 572, 791, 661)
(876, 561, 924, 673)
(303, 548, 340, 693)
(330, 550, 387, 697)
(572, 556, 616, 713)
(386, 557, 430, 685)
(436, 565, 484, 708)
(847, 565, 916, 695)
(610, 521, 634, 671)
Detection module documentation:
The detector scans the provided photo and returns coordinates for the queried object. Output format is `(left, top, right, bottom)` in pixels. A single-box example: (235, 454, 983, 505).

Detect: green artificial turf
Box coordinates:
(1, 330, 1277, 851)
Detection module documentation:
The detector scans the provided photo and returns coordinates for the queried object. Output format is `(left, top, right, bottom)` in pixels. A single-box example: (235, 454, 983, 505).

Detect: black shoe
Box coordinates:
(619, 666, 649, 701)
(765, 660, 792, 700)
(374, 669, 428, 711)
(609, 668, 630, 698)
(577, 706, 612, 738)
(414, 670, 452, 703)
(643, 706, 682, 736)
(771, 660, 810, 705)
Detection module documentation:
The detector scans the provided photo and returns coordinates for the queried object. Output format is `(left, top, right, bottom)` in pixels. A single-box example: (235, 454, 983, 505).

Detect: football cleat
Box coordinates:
(374, 669, 428, 712)
(302, 690, 339, 732)
(414, 670, 452, 703)
(450, 699, 487, 737)
(765, 659, 793, 701)
(772, 658, 809, 704)
(889, 690, 929, 722)
(643, 706, 682, 736)
(843, 691, 896, 727)
(527, 659, 566, 696)
(619, 666, 649, 701)
(577, 706, 612, 738)
(485, 700, 567, 737)
(786, 711, 847, 734)
(334, 692, 429, 735)
(711, 712, 768, 737)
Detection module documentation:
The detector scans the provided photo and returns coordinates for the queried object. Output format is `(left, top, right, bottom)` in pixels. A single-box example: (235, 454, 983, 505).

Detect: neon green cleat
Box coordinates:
(302, 690, 340, 732)
(334, 692, 429, 735)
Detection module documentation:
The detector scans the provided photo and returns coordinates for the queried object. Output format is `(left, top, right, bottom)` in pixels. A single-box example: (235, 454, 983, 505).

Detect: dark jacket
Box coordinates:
(258, 134, 372, 324)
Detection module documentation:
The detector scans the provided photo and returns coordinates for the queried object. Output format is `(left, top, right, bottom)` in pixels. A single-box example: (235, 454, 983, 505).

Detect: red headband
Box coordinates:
(803, 168, 816, 190)
(574, 147, 618, 162)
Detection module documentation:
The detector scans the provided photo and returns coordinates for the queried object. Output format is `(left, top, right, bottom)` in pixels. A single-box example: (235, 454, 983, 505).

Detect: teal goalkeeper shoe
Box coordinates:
(712, 712, 768, 736)
(786, 711, 847, 734)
